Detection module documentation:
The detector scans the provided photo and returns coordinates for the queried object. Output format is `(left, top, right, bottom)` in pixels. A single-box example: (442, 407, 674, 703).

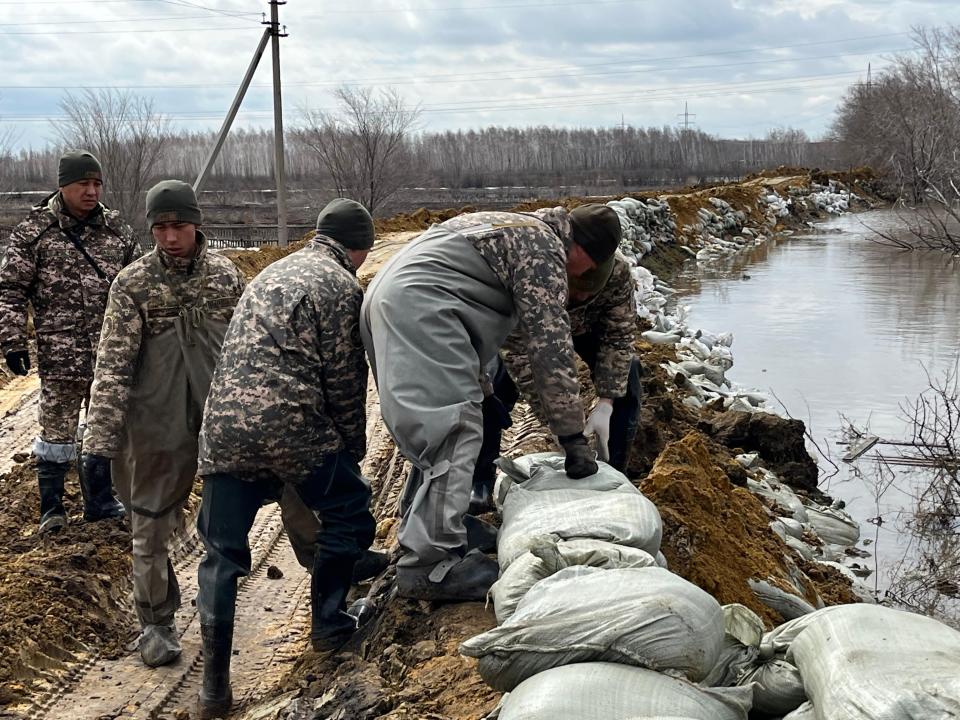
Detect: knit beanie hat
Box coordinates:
(58, 150, 102, 187)
(316, 198, 375, 250)
(145, 180, 203, 227)
(569, 204, 622, 263)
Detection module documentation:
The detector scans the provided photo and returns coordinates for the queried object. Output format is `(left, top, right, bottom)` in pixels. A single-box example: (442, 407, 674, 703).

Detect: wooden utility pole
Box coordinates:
(269, 0, 289, 247)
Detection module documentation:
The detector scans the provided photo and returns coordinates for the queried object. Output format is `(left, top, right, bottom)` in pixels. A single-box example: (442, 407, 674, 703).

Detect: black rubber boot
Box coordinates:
(197, 623, 233, 720)
(311, 555, 358, 652)
(396, 550, 498, 602)
(37, 460, 68, 534)
(463, 514, 498, 553)
(351, 549, 390, 584)
(78, 455, 126, 522)
(468, 465, 496, 516)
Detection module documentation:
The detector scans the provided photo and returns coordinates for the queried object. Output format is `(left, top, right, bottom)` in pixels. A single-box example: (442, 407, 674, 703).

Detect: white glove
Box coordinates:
(584, 400, 613, 462)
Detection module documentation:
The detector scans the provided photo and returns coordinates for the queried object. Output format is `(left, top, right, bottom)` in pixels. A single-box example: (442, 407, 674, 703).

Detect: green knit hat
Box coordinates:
(145, 180, 203, 228)
(316, 198, 375, 250)
(58, 150, 102, 187)
(569, 204, 622, 264)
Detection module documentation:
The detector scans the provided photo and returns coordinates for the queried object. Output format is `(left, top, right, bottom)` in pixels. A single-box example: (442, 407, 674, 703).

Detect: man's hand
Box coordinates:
(584, 399, 613, 462)
(4, 349, 30, 376)
(559, 433, 598, 479)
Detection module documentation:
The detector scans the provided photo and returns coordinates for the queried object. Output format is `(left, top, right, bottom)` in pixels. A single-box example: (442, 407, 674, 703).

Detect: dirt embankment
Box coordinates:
(0, 168, 870, 718)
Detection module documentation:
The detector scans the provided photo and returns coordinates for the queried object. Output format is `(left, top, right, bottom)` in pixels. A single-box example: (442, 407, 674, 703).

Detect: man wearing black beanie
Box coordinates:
(0, 149, 140, 534)
(194, 198, 378, 719)
(361, 203, 621, 601)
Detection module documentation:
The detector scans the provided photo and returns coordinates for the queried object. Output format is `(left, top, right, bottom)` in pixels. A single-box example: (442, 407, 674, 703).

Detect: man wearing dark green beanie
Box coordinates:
(0, 149, 140, 535)
(82, 179, 246, 670)
(194, 198, 377, 718)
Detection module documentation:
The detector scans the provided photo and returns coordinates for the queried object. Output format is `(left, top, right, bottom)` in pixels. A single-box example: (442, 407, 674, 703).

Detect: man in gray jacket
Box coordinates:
(362, 204, 621, 601)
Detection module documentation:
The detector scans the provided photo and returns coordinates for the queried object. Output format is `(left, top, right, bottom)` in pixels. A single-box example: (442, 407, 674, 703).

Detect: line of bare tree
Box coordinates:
(3, 84, 842, 221)
(832, 26, 960, 253)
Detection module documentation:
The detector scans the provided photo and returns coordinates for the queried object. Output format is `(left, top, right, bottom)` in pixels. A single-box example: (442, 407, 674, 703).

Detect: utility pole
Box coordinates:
(269, 0, 289, 247)
(677, 101, 696, 130)
(193, 0, 288, 246)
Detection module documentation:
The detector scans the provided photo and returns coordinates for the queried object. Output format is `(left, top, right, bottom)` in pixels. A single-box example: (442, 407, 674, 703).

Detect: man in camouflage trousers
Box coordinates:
(0, 150, 140, 534)
(361, 204, 622, 601)
(469, 251, 643, 514)
(194, 199, 377, 720)
(82, 180, 245, 668)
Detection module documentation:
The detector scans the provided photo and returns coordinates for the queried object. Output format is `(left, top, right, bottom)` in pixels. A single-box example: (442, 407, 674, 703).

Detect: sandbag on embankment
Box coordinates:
(495, 454, 662, 571)
(461, 566, 724, 692)
(494, 662, 752, 720)
(784, 604, 960, 719)
(489, 536, 658, 623)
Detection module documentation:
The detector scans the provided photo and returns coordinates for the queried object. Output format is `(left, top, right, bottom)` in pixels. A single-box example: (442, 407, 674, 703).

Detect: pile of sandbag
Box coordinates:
(605, 196, 677, 261)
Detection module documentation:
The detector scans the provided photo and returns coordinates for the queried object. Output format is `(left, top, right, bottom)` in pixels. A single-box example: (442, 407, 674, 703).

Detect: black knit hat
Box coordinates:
(146, 180, 203, 227)
(316, 198, 375, 250)
(58, 150, 102, 187)
(569, 204, 622, 263)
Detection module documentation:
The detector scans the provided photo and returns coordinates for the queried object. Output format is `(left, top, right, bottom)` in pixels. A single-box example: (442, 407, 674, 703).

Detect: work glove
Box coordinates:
(4, 349, 30, 376)
(80, 453, 112, 486)
(584, 400, 613, 462)
(559, 433, 598, 479)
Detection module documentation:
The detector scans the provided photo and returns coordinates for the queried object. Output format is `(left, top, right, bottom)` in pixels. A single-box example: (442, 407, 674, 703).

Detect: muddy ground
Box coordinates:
(0, 169, 873, 719)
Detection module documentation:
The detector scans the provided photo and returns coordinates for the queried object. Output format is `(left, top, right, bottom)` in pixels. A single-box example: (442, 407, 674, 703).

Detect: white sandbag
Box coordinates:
(783, 702, 817, 719)
(804, 505, 860, 546)
(747, 477, 809, 523)
(490, 536, 658, 623)
(497, 663, 752, 720)
(496, 455, 662, 570)
(701, 604, 765, 687)
(787, 604, 960, 720)
(739, 659, 806, 716)
(748, 578, 816, 620)
(460, 566, 724, 692)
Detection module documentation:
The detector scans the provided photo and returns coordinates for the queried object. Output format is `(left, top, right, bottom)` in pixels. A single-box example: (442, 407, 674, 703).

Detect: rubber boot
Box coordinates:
(37, 460, 68, 534)
(311, 555, 358, 652)
(396, 549, 498, 602)
(467, 465, 496, 516)
(463, 514, 498, 553)
(351, 549, 390, 584)
(197, 623, 233, 720)
(78, 456, 125, 522)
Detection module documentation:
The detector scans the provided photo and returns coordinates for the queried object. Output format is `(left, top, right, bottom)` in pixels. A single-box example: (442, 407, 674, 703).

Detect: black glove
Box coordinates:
(81, 453, 112, 485)
(559, 433, 598, 479)
(5, 349, 30, 376)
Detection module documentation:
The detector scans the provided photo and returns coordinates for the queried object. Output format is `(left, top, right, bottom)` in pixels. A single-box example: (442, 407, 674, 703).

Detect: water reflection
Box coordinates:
(674, 209, 960, 591)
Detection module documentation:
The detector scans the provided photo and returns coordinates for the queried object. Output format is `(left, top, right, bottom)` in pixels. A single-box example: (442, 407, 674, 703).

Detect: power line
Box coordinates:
(0, 12, 258, 26)
(0, 25, 253, 35)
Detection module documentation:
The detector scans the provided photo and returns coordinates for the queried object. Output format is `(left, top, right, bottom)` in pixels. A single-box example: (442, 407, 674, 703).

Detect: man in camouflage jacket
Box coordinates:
(82, 180, 245, 669)
(0, 150, 140, 533)
(194, 199, 377, 720)
(361, 204, 622, 601)
(470, 251, 643, 513)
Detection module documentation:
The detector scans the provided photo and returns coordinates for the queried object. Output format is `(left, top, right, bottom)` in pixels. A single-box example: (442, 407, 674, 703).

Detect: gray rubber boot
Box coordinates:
(37, 460, 69, 534)
(139, 623, 182, 667)
(198, 623, 233, 719)
(396, 550, 498, 602)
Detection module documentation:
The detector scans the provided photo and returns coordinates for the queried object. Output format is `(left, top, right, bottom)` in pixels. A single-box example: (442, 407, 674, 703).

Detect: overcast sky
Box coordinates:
(1, 0, 958, 150)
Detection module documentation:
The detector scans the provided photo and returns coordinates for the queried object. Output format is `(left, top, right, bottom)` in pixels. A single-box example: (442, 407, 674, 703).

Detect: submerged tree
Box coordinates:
(294, 86, 420, 216)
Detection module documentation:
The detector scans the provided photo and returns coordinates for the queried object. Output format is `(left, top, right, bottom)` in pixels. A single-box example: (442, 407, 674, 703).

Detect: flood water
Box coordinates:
(674, 209, 960, 593)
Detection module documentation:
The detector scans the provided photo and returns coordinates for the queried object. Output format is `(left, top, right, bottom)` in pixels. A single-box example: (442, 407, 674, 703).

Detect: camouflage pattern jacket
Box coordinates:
(0, 192, 141, 381)
(197, 236, 368, 483)
(84, 233, 246, 457)
(440, 208, 585, 437)
(502, 254, 637, 423)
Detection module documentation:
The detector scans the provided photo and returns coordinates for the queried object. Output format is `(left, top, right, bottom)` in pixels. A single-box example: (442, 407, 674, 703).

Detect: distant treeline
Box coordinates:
(2, 124, 839, 193)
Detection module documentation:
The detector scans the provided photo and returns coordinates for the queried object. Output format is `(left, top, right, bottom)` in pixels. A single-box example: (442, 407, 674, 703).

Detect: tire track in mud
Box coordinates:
(0, 375, 40, 476)
(19, 506, 309, 720)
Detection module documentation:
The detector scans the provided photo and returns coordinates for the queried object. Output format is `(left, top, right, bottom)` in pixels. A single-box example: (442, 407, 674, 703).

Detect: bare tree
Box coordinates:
(52, 89, 169, 228)
(294, 86, 420, 215)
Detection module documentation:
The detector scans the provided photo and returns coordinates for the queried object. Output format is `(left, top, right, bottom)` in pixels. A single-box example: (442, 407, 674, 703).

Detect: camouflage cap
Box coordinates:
(316, 198, 375, 250)
(146, 180, 203, 228)
(58, 150, 102, 187)
(569, 253, 615, 296)
(569, 204, 621, 264)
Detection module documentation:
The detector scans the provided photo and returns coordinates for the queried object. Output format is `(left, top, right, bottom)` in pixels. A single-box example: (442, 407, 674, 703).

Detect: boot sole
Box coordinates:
(39, 514, 67, 534)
